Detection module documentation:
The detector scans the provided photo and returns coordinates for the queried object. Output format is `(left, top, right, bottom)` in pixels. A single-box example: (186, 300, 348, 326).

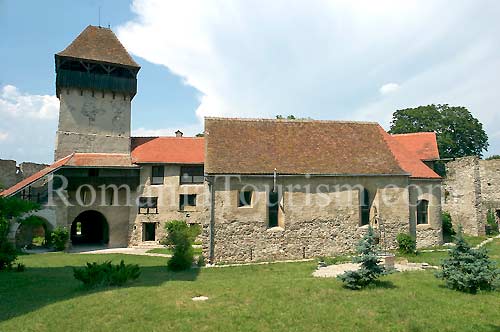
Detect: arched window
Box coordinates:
(360, 188, 370, 226)
(417, 200, 429, 225)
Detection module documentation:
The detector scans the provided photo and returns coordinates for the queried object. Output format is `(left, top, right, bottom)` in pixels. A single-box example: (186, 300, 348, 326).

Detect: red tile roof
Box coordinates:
(131, 137, 205, 164)
(0, 153, 136, 197)
(57, 25, 140, 68)
(381, 130, 440, 179)
(391, 132, 440, 161)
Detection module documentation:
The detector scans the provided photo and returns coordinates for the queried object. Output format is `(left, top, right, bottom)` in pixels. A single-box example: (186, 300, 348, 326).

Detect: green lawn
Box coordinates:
(146, 247, 202, 255)
(0, 241, 499, 332)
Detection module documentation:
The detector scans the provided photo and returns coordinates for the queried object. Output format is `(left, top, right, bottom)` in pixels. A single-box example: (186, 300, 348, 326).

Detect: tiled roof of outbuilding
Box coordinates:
(131, 137, 205, 164)
(57, 25, 140, 68)
(391, 132, 440, 161)
(205, 117, 408, 176)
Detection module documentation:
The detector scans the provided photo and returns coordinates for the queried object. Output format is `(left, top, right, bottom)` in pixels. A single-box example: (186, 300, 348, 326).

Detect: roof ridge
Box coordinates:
(391, 132, 435, 136)
(204, 116, 379, 125)
(131, 136, 204, 139)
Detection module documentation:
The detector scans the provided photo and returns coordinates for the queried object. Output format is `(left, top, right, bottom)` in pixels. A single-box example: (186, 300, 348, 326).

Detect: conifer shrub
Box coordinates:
(49, 227, 69, 251)
(73, 260, 141, 287)
(337, 226, 386, 289)
(396, 233, 416, 254)
(435, 226, 499, 293)
(163, 220, 201, 271)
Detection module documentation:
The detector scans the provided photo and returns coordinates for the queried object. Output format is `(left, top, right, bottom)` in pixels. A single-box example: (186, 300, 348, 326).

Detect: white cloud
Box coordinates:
(0, 85, 59, 163)
(379, 83, 400, 95)
(117, 0, 500, 154)
(0, 85, 58, 120)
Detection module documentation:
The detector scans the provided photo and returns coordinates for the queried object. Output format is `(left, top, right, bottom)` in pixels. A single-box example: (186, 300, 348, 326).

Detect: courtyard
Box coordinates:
(1, 238, 499, 332)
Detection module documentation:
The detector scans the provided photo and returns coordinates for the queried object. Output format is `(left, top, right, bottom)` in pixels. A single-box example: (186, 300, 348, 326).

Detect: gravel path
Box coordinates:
(313, 261, 437, 278)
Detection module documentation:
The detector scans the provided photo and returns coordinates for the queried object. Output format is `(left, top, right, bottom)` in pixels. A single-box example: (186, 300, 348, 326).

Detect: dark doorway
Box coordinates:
(268, 191, 279, 228)
(71, 210, 109, 245)
(143, 223, 156, 241)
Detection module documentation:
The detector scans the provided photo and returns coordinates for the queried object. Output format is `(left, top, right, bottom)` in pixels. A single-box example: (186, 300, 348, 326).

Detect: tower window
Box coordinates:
(417, 200, 429, 225)
(151, 165, 164, 185)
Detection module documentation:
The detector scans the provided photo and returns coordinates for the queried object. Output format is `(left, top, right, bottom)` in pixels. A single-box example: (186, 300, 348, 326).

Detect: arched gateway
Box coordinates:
(71, 210, 109, 245)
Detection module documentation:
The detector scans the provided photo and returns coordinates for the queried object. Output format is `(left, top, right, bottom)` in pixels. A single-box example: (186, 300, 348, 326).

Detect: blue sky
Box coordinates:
(1, 0, 500, 163)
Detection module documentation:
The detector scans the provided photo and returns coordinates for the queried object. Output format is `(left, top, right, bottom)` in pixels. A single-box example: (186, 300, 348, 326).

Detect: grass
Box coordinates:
(0, 240, 499, 332)
(146, 247, 202, 255)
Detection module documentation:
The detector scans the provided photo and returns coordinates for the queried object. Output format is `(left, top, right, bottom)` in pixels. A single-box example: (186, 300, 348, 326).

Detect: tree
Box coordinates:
(389, 104, 488, 158)
(0, 197, 39, 270)
(435, 226, 499, 293)
(162, 220, 200, 271)
(337, 226, 386, 289)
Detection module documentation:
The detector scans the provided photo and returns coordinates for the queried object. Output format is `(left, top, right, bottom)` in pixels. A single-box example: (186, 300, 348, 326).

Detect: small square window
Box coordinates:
(180, 194, 197, 211)
(138, 197, 158, 214)
(238, 191, 253, 207)
(151, 165, 164, 185)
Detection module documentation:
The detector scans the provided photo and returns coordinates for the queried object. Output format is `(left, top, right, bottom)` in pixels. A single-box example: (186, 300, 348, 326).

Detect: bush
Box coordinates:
(50, 227, 69, 251)
(163, 220, 200, 271)
(441, 212, 456, 239)
(396, 233, 416, 254)
(435, 226, 499, 293)
(337, 226, 386, 289)
(15, 263, 26, 272)
(73, 260, 141, 288)
(0, 197, 40, 271)
(486, 209, 499, 235)
(0, 241, 18, 270)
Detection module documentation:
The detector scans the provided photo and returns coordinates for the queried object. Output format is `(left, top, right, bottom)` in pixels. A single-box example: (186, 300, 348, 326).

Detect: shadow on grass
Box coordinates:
(0, 264, 200, 323)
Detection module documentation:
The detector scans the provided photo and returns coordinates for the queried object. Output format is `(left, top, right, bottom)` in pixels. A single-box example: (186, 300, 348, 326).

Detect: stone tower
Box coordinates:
(54, 25, 140, 161)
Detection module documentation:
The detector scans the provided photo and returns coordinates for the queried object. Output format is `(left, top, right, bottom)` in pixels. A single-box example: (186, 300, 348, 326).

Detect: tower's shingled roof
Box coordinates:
(57, 25, 140, 68)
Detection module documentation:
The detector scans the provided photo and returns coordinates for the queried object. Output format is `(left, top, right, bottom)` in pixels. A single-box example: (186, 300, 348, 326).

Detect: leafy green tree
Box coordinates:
(435, 226, 499, 293)
(337, 226, 385, 289)
(389, 104, 488, 158)
(0, 197, 39, 270)
(163, 220, 200, 271)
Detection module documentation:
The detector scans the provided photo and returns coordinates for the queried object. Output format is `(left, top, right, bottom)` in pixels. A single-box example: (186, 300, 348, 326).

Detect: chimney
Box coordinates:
(175, 130, 183, 138)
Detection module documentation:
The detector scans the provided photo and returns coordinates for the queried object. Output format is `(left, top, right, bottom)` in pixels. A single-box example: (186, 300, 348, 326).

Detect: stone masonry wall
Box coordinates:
(442, 157, 489, 236)
(0, 159, 48, 190)
(204, 175, 427, 264)
(129, 164, 208, 246)
(55, 88, 131, 160)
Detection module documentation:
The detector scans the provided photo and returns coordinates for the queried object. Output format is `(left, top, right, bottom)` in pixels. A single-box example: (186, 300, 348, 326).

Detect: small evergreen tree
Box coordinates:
(436, 226, 499, 293)
(337, 226, 385, 289)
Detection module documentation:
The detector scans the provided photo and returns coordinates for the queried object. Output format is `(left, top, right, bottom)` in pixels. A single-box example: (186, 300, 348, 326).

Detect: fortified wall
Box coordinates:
(0, 159, 48, 191)
(442, 156, 500, 236)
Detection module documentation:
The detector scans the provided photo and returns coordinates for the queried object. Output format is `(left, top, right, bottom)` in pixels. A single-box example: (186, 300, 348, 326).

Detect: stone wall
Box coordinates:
(129, 164, 208, 246)
(203, 175, 441, 263)
(0, 159, 48, 190)
(441, 156, 500, 236)
(55, 88, 131, 160)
